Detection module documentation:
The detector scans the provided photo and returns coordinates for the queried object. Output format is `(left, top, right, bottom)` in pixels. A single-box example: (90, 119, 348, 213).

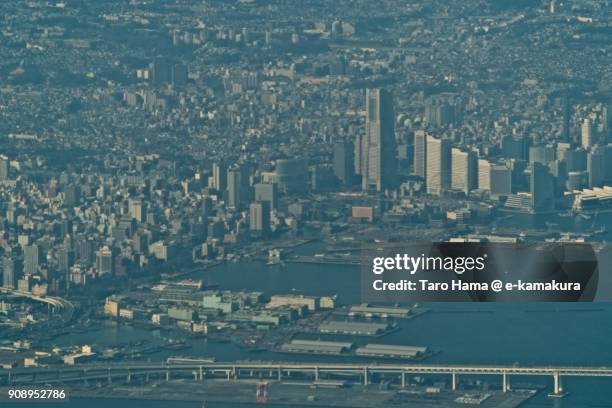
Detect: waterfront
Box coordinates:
(18, 257, 611, 408)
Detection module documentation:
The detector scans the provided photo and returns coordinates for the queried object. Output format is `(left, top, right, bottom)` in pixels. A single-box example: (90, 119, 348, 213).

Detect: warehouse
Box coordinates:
(318, 321, 392, 336)
(348, 305, 411, 318)
(280, 339, 354, 355)
(355, 343, 428, 359)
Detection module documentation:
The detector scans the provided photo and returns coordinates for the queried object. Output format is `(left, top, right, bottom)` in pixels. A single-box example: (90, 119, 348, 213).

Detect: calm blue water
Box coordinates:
(19, 257, 610, 408)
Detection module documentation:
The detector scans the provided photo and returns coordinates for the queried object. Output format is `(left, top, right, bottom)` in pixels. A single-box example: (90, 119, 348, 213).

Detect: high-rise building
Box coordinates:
(0, 156, 9, 180)
(603, 105, 611, 143)
(150, 57, 171, 85)
(2, 256, 17, 288)
(587, 147, 605, 187)
(451, 148, 477, 194)
(478, 159, 491, 191)
(602, 145, 612, 184)
(128, 199, 145, 223)
(562, 95, 571, 143)
(531, 162, 555, 212)
(501, 136, 528, 161)
(549, 159, 567, 191)
(239, 163, 254, 203)
(362, 89, 396, 192)
(354, 134, 363, 178)
(425, 100, 455, 128)
(76, 237, 95, 266)
(426, 136, 451, 195)
(254, 183, 278, 210)
(478, 159, 512, 197)
(64, 185, 80, 206)
(333, 141, 355, 185)
(227, 167, 242, 209)
(264, 158, 308, 195)
(57, 247, 73, 274)
(529, 145, 555, 165)
(413, 130, 427, 179)
(213, 162, 227, 191)
(249, 201, 271, 235)
(490, 164, 512, 197)
(95, 246, 113, 275)
(581, 118, 594, 149)
(23, 244, 40, 276)
(565, 148, 588, 172)
(556, 143, 571, 162)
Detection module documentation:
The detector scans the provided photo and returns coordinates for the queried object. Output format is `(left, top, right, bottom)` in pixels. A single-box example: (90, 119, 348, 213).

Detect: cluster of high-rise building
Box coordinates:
(0, 0, 611, 297)
(334, 90, 603, 213)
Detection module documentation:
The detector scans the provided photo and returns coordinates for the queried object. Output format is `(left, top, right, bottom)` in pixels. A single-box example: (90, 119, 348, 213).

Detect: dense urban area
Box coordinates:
(1, 0, 612, 407)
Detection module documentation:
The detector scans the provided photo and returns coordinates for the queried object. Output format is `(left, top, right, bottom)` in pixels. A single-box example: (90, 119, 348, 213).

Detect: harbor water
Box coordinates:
(12, 257, 611, 408)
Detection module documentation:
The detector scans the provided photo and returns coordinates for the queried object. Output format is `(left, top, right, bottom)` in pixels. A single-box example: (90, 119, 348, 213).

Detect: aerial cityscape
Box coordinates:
(1, 0, 612, 407)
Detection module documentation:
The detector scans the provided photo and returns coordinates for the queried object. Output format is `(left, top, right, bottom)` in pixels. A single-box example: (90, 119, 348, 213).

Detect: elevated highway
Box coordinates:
(2, 362, 611, 396)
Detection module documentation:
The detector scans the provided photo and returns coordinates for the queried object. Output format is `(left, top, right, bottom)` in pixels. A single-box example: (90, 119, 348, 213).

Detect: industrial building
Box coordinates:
(348, 305, 411, 319)
(267, 294, 319, 311)
(280, 339, 354, 355)
(355, 344, 428, 359)
(318, 321, 392, 336)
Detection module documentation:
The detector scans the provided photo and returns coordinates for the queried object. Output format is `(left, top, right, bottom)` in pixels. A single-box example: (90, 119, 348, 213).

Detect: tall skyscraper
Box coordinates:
(426, 136, 451, 195)
(57, 247, 73, 274)
(354, 134, 363, 178)
(478, 159, 512, 197)
(128, 199, 145, 223)
(76, 237, 95, 266)
(531, 162, 555, 212)
(23, 244, 40, 276)
(333, 141, 355, 185)
(266, 158, 308, 195)
(249, 201, 271, 235)
(565, 148, 588, 172)
(227, 167, 242, 209)
(603, 105, 611, 143)
(581, 118, 594, 149)
(478, 159, 491, 191)
(95, 246, 113, 275)
(562, 94, 571, 143)
(2, 256, 17, 289)
(490, 164, 512, 197)
(413, 130, 427, 179)
(361, 89, 396, 192)
(587, 147, 605, 187)
(213, 162, 227, 191)
(501, 136, 528, 161)
(239, 163, 254, 203)
(451, 148, 477, 194)
(254, 183, 278, 210)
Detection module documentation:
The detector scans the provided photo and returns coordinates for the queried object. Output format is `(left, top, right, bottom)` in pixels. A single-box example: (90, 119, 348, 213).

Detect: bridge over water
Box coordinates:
(2, 362, 611, 397)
